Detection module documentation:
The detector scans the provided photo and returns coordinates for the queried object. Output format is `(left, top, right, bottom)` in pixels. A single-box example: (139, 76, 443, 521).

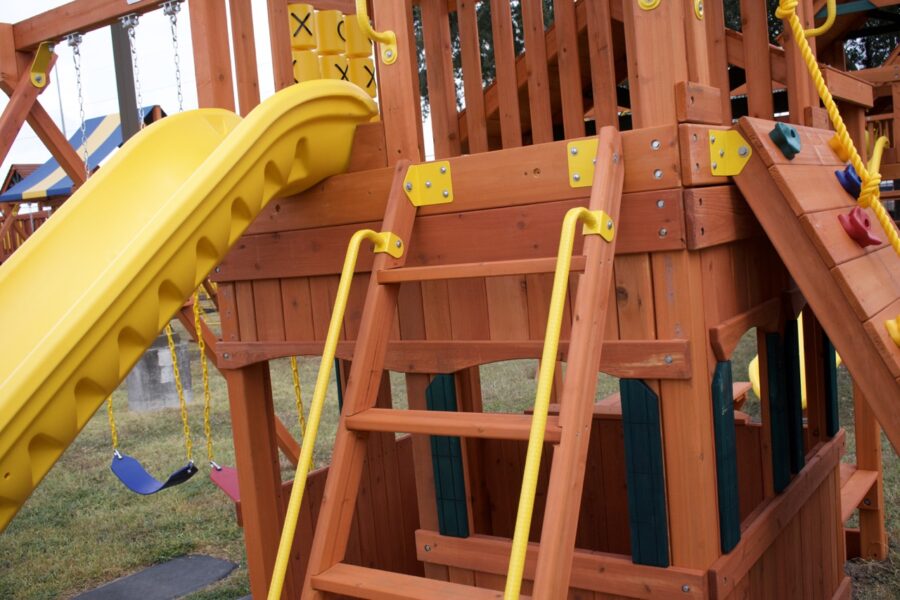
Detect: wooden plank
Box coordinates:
(346, 408, 562, 442)
(674, 82, 723, 125)
(421, 0, 461, 158)
(739, 0, 774, 118)
(822, 66, 874, 108)
(702, 0, 731, 122)
(709, 431, 844, 597)
(415, 531, 708, 600)
(853, 384, 889, 560)
(678, 123, 729, 188)
(800, 205, 885, 268)
(190, 0, 235, 110)
(217, 339, 693, 380)
(520, 0, 553, 144)
(489, 0, 522, 148)
(266, 0, 293, 91)
(457, 0, 489, 154)
(709, 298, 782, 362)
(769, 164, 854, 216)
(683, 186, 760, 250)
(252, 279, 285, 341)
(553, 0, 585, 138)
(584, 0, 618, 129)
(228, 0, 261, 115)
(832, 245, 900, 321)
(840, 467, 879, 522)
(740, 116, 842, 168)
(312, 563, 503, 599)
(378, 256, 587, 284)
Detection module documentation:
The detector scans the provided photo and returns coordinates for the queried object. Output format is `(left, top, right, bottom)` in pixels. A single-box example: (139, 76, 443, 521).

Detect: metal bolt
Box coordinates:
(440, 166, 447, 174)
(395, 240, 402, 248)
(571, 147, 578, 155)
(738, 146, 749, 157)
(712, 161, 718, 170)
(612, 152, 620, 163)
(864, 498, 872, 506)
(592, 158, 597, 165)
(607, 220, 613, 230)
(442, 189, 449, 198)
(665, 354, 674, 365)
(657, 199, 665, 208)
(223, 353, 231, 360)
(215, 266, 221, 273)
(651, 139, 661, 150)
(653, 169, 663, 179)
(425, 180, 432, 188)
(710, 135, 716, 144)
(405, 182, 413, 191)
(719, 149, 725, 158)
(682, 584, 691, 593)
(34, 74, 43, 83)
(659, 228, 668, 238)
(385, 49, 394, 59)
(424, 544, 432, 552)
(573, 173, 581, 182)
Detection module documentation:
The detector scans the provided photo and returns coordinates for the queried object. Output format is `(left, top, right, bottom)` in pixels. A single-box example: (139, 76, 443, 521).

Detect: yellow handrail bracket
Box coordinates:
(355, 0, 397, 65)
(30, 41, 54, 88)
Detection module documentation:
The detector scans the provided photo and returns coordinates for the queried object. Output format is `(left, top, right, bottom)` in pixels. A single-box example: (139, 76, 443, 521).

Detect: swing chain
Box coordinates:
(192, 289, 215, 467)
(164, 323, 194, 462)
(290, 356, 307, 434)
(106, 397, 119, 452)
(119, 14, 144, 130)
(163, 1, 184, 112)
(66, 33, 89, 181)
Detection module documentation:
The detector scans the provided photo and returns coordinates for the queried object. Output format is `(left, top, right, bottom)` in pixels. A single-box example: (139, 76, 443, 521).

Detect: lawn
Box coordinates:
(0, 328, 896, 598)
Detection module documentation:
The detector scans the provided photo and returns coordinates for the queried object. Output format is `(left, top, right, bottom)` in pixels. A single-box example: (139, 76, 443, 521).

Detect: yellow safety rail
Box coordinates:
(355, 0, 397, 64)
(267, 228, 403, 600)
(504, 207, 612, 600)
(776, 0, 900, 346)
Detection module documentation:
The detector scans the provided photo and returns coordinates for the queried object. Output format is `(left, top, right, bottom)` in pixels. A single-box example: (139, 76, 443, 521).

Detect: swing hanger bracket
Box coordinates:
(120, 13, 139, 30)
(30, 41, 54, 88)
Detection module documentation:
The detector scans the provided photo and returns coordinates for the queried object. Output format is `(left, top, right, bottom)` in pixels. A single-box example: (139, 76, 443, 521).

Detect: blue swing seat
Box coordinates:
(110, 451, 198, 495)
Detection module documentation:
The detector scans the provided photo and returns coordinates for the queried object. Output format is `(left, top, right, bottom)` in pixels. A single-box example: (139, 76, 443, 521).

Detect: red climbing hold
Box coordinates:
(838, 206, 882, 248)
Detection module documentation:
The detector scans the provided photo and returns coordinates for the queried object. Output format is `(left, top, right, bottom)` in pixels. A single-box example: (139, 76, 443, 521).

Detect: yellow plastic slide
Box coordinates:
(0, 80, 377, 531)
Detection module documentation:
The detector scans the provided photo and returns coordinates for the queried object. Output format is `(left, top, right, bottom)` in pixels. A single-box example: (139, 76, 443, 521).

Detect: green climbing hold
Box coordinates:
(769, 122, 802, 160)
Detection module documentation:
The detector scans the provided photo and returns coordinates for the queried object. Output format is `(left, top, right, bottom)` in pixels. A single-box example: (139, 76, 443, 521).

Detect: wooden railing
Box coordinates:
(0, 209, 50, 263)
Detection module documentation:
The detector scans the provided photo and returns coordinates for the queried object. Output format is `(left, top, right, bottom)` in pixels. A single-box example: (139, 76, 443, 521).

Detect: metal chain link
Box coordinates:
(163, 1, 184, 112)
(66, 34, 89, 181)
(120, 14, 143, 129)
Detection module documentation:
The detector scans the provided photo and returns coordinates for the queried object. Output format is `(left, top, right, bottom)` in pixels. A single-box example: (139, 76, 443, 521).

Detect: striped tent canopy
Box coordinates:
(0, 106, 159, 202)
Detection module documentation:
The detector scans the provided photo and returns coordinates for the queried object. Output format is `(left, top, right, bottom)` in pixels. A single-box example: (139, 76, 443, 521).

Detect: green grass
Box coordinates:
(0, 328, 896, 598)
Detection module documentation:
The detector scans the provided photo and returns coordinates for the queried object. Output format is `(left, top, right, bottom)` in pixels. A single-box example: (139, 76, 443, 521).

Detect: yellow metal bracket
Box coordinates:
(403, 160, 453, 207)
(693, 0, 705, 19)
(355, 0, 397, 65)
(567, 139, 599, 188)
(30, 42, 54, 88)
(638, 0, 661, 10)
(370, 231, 404, 259)
(582, 210, 615, 242)
(709, 129, 752, 177)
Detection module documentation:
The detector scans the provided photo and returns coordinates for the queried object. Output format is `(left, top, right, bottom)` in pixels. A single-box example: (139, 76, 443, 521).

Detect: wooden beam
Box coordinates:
(228, 0, 261, 115)
(13, 0, 167, 51)
(266, 0, 293, 91)
(0, 55, 54, 169)
(822, 66, 874, 108)
(345, 408, 563, 442)
(190, 0, 235, 110)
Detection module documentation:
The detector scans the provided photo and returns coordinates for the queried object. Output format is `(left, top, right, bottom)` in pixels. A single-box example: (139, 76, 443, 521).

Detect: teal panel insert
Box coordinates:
(824, 335, 840, 437)
(784, 320, 805, 474)
(620, 379, 669, 568)
(426, 374, 469, 538)
(334, 358, 344, 412)
(712, 361, 741, 554)
(765, 332, 791, 493)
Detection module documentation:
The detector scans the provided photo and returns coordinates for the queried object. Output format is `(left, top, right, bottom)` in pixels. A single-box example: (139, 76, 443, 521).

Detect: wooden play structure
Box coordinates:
(2, 1, 900, 599)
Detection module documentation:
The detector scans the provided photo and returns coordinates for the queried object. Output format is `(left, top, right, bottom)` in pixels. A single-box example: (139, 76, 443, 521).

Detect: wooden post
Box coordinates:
(228, 0, 261, 115)
(0, 54, 56, 169)
(189, 0, 235, 110)
(783, 0, 818, 124)
(266, 0, 294, 92)
(225, 363, 298, 599)
(853, 384, 888, 560)
(420, 0, 461, 158)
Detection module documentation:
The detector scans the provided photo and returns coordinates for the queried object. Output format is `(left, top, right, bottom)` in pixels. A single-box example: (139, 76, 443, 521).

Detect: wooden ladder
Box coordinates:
(301, 127, 624, 599)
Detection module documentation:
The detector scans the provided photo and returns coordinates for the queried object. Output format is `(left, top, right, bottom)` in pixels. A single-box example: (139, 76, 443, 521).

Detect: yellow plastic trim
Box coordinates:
(30, 42, 53, 88)
(403, 160, 453, 206)
(638, 0, 661, 10)
(886, 316, 900, 347)
(355, 0, 397, 65)
(805, 0, 835, 38)
(567, 139, 599, 188)
(504, 207, 606, 600)
(267, 228, 401, 600)
(709, 129, 752, 176)
(693, 0, 705, 20)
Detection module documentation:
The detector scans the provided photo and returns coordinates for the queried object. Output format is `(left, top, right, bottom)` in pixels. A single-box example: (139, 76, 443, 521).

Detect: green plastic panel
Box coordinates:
(784, 320, 805, 474)
(712, 361, 741, 553)
(426, 374, 469, 538)
(620, 379, 669, 568)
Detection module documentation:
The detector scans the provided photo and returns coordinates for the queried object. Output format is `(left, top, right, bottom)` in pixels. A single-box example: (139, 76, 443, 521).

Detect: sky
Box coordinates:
(0, 0, 278, 179)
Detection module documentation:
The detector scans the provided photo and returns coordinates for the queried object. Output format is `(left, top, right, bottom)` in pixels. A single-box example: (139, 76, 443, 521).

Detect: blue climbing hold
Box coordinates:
(110, 451, 198, 495)
(835, 164, 861, 198)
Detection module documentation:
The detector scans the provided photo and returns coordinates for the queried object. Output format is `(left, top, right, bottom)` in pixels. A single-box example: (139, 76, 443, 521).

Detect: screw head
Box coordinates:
(440, 166, 447, 174)
(606, 220, 613, 230)
(665, 354, 674, 364)
(405, 182, 413, 191)
(223, 353, 231, 360)
(682, 584, 691, 593)
(571, 147, 578, 155)
(425, 180, 432, 188)
(719, 149, 725, 158)
(385, 49, 394, 59)
(710, 135, 716, 144)
(712, 161, 718, 170)
(573, 173, 581, 182)
(738, 146, 749, 157)
(651, 139, 661, 150)
(612, 152, 619, 163)
(34, 74, 43, 83)
(659, 228, 668, 238)
(215, 266, 221, 273)
(442, 189, 449, 198)
(653, 169, 663, 179)
(657, 199, 665, 208)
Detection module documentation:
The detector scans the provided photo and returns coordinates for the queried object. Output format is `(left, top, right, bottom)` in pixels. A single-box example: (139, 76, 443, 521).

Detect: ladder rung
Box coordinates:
(840, 465, 879, 521)
(311, 563, 507, 599)
(345, 408, 562, 442)
(376, 255, 587, 284)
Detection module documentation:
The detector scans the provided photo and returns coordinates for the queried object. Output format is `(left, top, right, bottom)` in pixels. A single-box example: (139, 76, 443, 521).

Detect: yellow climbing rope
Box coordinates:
(164, 322, 194, 462)
(776, 0, 900, 345)
(193, 289, 215, 465)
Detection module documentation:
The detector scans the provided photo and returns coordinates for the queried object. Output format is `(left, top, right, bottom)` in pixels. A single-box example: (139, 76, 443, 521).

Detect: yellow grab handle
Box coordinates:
(504, 207, 612, 600)
(355, 0, 397, 64)
(805, 0, 835, 38)
(267, 228, 401, 600)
